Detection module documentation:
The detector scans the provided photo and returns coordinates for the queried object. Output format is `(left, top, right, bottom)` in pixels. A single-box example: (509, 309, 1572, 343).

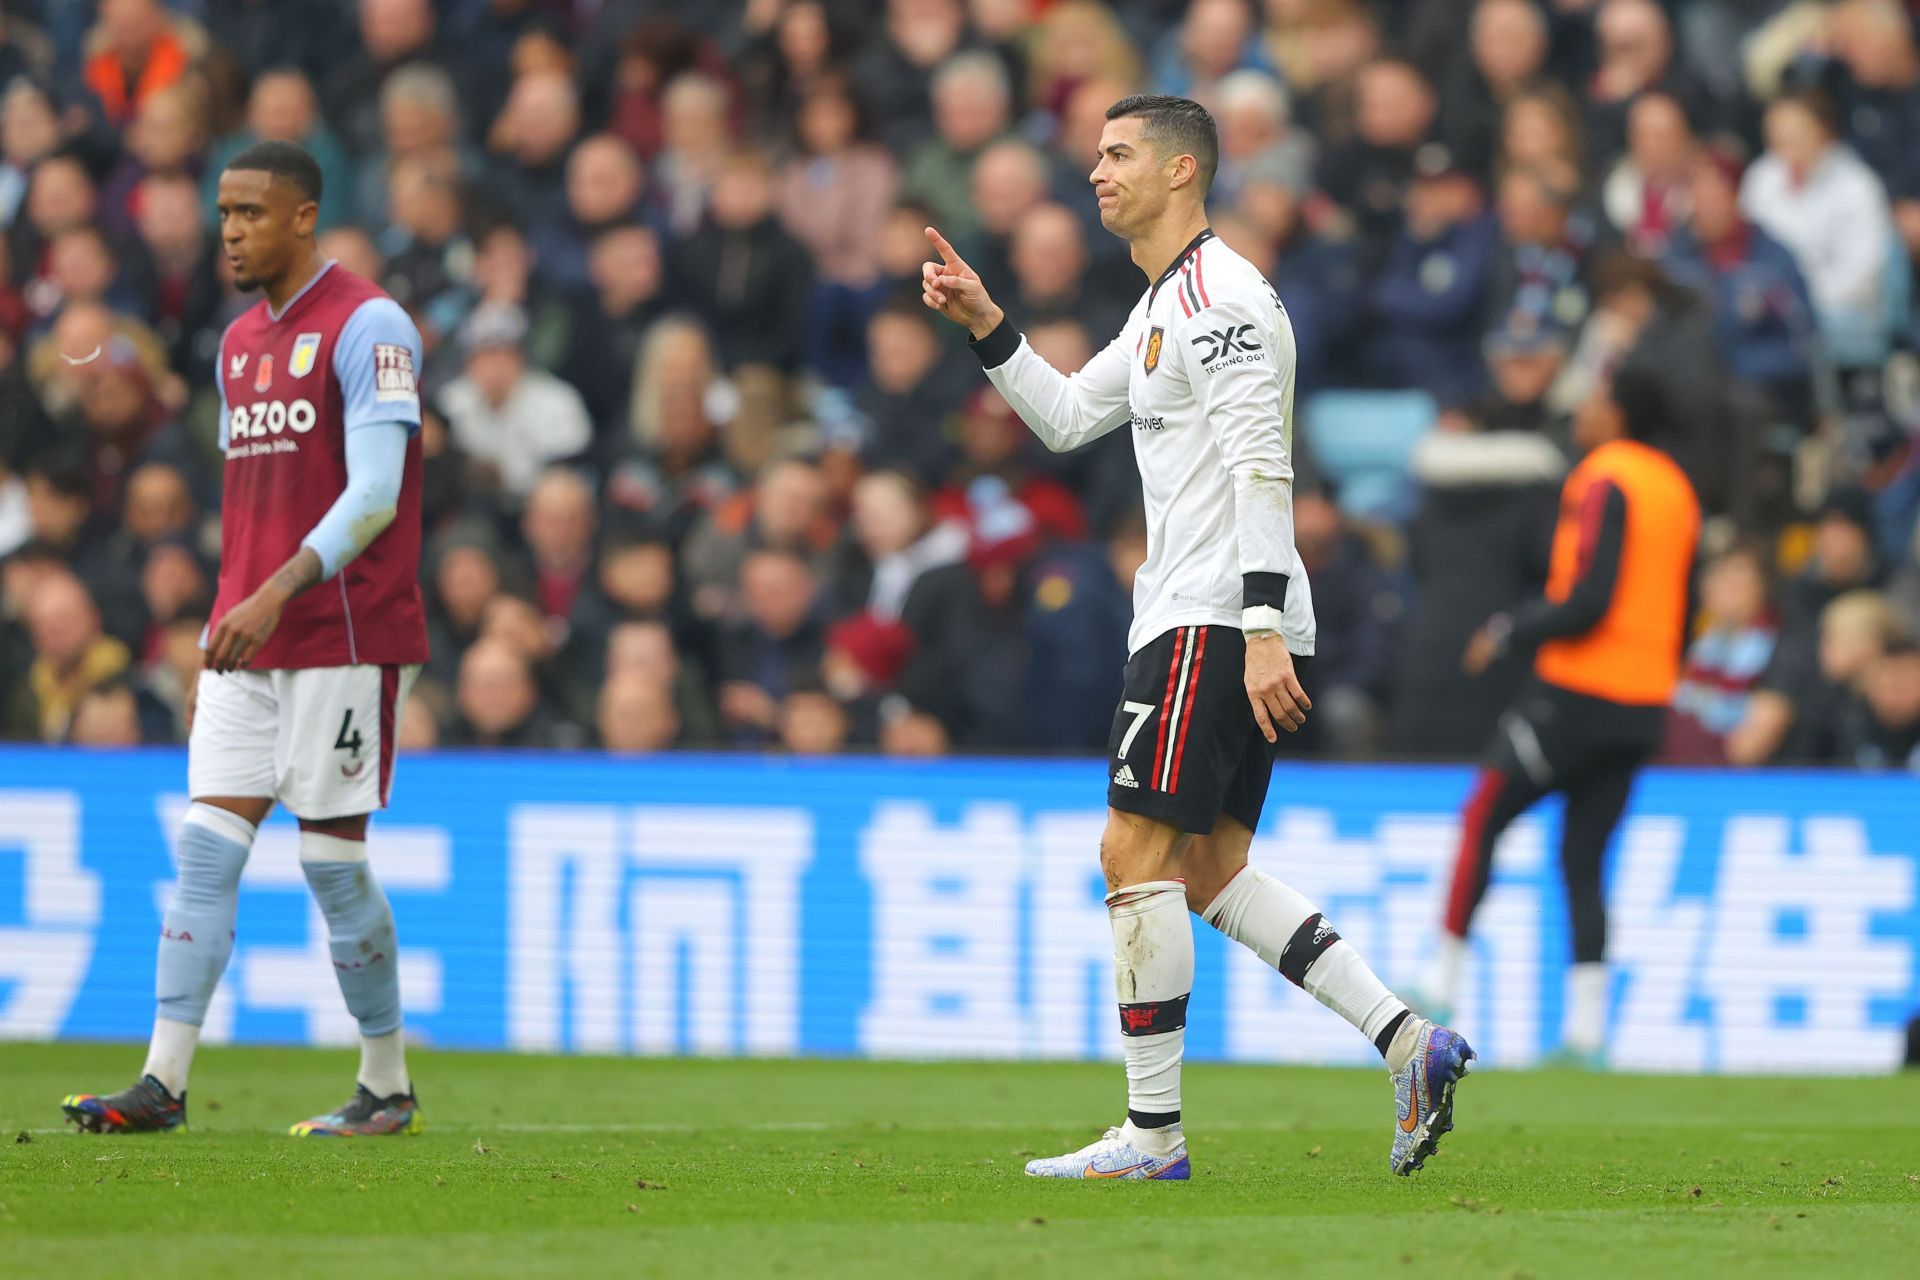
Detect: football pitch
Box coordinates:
(2, 1044, 1916, 1278)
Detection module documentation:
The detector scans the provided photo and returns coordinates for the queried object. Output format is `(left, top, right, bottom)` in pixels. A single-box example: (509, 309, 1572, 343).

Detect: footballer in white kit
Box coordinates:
(922, 95, 1475, 1180)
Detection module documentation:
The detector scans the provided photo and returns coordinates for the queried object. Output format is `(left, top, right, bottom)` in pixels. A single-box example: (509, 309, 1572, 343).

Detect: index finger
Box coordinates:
(924, 226, 963, 268)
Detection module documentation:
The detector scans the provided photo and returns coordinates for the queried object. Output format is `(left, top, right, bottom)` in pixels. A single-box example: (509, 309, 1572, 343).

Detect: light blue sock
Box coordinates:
(299, 833, 402, 1038)
(155, 804, 256, 1027)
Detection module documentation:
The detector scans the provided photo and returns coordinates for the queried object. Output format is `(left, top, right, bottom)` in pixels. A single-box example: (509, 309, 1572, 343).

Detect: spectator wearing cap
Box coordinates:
(438, 301, 594, 508)
(822, 610, 917, 744)
(82, 0, 192, 128)
(1364, 143, 1500, 404)
(1600, 92, 1696, 256)
(674, 145, 814, 373)
(1320, 57, 1440, 269)
(1478, 308, 1575, 432)
(1437, 0, 1551, 185)
(1211, 70, 1316, 213)
(1390, 406, 1564, 756)
(1664, 150, 1818, 423)
(717, 546, 826, 744)
(11, 570, 131, 743)
(779, 73, 899, 383)
(1741, 90, 1900, 369)
(901, 51, 1015, 242)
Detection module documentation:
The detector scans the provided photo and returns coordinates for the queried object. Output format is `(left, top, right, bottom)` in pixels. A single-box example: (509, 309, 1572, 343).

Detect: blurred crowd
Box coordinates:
(1, 0, 1918, 769)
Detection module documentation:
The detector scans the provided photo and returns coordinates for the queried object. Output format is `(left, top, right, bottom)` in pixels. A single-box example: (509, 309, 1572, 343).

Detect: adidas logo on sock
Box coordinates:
(1112, 763, 1140, 788)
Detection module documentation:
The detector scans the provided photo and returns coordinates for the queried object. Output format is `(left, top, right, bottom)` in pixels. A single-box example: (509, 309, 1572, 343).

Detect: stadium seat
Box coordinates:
(1301, 390, 1438, 523)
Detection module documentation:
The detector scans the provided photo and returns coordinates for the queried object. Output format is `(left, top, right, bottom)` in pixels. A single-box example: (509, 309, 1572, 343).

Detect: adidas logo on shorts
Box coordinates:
(1112, 763, 1140, 788)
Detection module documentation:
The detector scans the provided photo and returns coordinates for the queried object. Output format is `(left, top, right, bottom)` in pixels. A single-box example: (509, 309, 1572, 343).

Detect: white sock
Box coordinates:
(142, 1016, 200, 1096)
(1433, 933, 1470, 1011)
(1383, 1011, 1426, 1075)
(358, 1027, 411, 1098)
(1107, 880, 1191, 1127)
(1202, 866, 1407, 1048)
(1120, 1117, 1185, 1157)
(1565, 962, 1609, 1054)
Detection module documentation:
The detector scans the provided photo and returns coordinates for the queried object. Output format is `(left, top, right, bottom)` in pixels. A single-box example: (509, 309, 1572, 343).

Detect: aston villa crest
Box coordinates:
(290, 332, 322, 378)
(1143, 325, 1164, 374)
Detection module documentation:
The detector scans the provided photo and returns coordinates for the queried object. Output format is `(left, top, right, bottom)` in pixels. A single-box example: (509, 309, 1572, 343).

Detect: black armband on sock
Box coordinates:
(1116, 993, 1190, 1037)
(1127, 1108, 1181, 1130)
(1243, 572, 1289, 612)
(968, 320, 1020, 369)
(1276, 913, 1340, 988)
(1373, 1009, 1412, 1059)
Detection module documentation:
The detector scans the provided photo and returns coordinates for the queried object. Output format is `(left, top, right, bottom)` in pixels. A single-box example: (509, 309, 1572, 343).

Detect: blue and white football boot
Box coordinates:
(1389, 1018, 1475, 1175)
(1025, 1126, 1191, 1180)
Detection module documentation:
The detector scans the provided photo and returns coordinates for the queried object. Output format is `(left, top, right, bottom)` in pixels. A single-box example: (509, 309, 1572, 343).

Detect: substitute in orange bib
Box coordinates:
(1425, 366, 1701, 1065)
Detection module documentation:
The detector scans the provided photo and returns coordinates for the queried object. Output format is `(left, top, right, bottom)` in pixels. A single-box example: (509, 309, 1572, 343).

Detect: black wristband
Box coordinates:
(1243, 571, 1289, 611)
(968, 319, 1020, 369)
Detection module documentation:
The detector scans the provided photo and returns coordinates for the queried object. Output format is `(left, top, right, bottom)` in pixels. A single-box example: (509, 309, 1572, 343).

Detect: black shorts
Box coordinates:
(1105, 624, 1313, 836)
(1486, 679, 1666, 788)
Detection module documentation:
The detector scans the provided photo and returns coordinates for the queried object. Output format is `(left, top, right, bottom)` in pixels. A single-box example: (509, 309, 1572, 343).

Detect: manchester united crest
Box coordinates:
(1143, 325, 1164, 374)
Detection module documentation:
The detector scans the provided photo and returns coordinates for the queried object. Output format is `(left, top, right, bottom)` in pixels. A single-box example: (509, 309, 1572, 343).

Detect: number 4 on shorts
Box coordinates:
(335, 709, 365, 757)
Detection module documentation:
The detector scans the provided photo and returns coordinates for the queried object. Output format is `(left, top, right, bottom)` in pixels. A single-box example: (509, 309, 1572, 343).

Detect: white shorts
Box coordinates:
(188, 664, 421, 820)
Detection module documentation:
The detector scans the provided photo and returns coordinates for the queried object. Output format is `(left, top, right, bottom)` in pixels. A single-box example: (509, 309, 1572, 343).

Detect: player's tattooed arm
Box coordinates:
(204, 547, 321, 673)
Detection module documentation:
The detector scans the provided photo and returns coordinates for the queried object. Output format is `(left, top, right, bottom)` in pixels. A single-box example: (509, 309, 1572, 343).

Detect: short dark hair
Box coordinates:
(224, 140, 323, 203)
(1609, 366, 1672, 444)
(1105, 94, 1219, 197)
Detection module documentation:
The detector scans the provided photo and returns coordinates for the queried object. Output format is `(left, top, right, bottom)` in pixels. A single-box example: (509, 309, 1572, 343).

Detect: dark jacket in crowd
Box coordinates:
(1365, 211, 1501, 404)
(1389, 429, 1565, 757)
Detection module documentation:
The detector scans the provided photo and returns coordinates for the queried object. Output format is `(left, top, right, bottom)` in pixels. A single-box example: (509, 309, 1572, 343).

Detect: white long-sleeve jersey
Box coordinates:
(974, 229, 1315, 657)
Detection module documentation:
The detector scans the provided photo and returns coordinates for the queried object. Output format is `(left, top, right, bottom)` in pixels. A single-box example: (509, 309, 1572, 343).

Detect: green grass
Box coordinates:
(2, 1044, 1917, 1278)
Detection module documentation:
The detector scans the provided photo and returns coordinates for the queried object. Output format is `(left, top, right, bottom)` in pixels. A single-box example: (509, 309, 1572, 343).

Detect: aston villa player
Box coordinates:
(63, 143, 431, 1138)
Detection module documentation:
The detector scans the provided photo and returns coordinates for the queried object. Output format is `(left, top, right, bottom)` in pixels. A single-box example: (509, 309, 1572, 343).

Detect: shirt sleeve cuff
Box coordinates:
(968, 320, 1021, 370)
